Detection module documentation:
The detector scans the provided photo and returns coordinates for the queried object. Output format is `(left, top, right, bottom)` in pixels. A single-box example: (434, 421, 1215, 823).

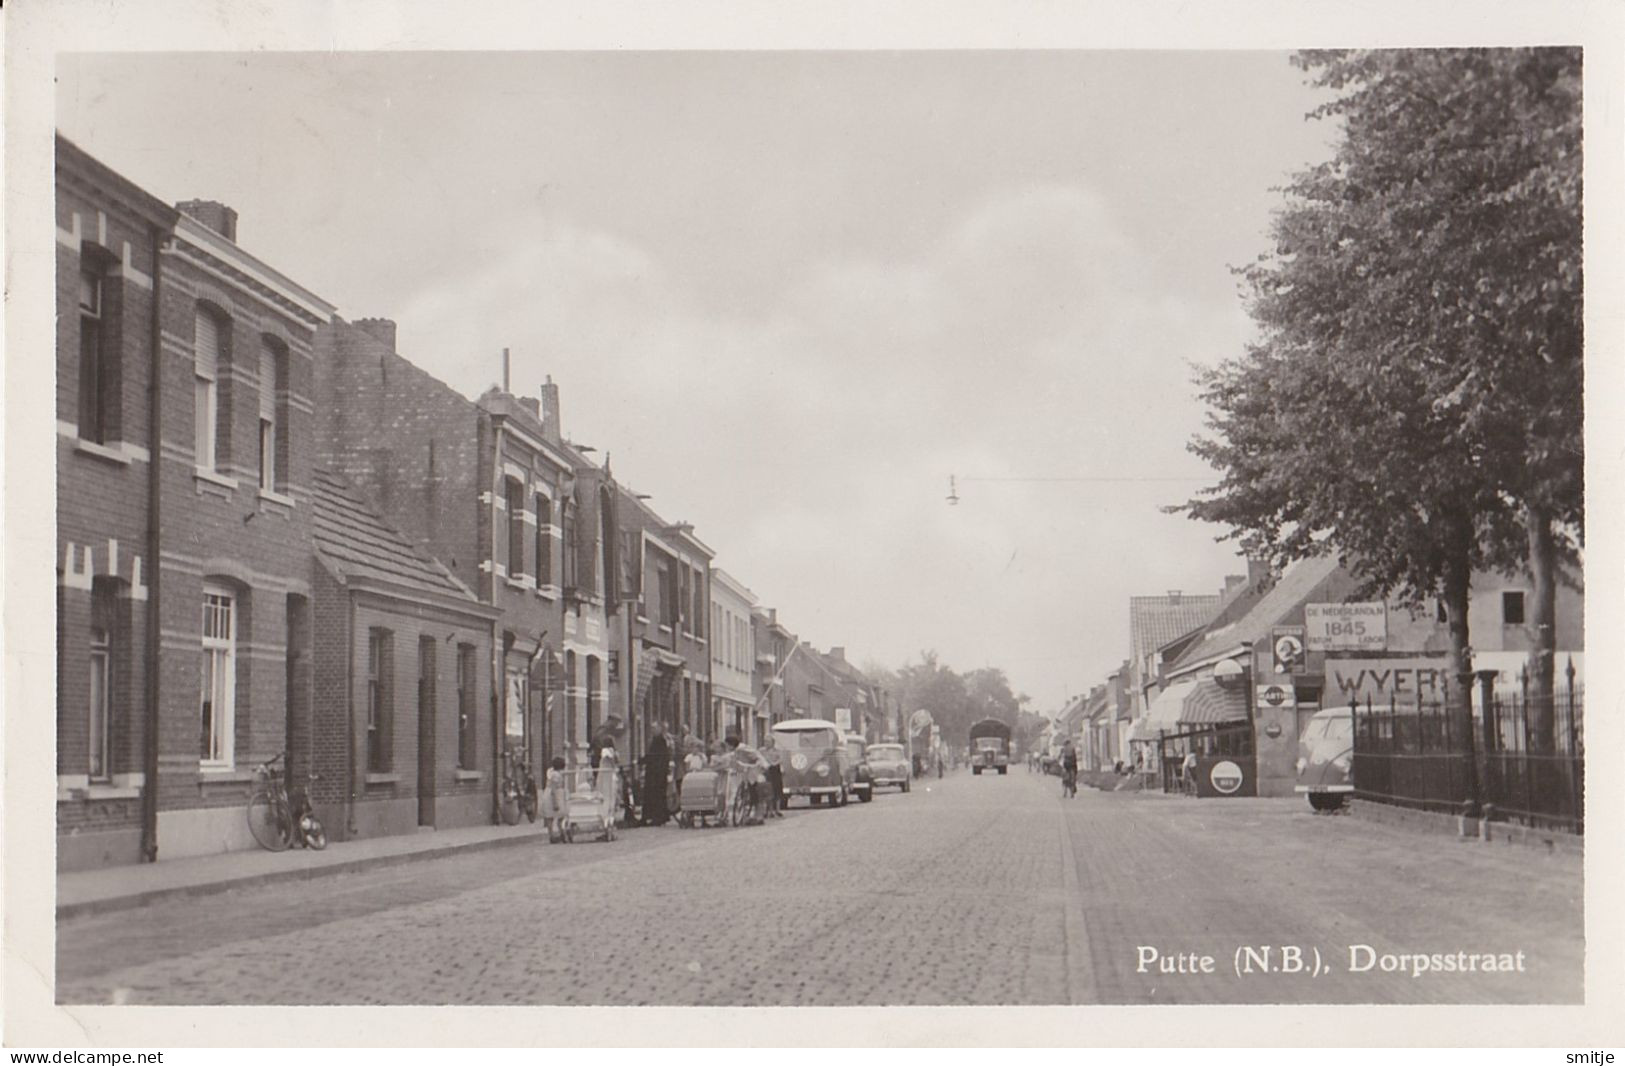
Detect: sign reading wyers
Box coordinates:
(1304, 602, 1387, 651)
(1325, 657, 1455, 707)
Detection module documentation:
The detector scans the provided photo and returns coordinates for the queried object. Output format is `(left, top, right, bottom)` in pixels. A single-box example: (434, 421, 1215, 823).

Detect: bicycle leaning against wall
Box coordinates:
(499, 746, 540, 826)
(247, 751, 328, 851)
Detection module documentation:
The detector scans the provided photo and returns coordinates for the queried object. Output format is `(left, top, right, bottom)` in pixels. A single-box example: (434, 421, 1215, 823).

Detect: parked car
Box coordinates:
(772, 718, 855, 807)
(1296, 706, 1354, 811)
(865, 742, 911, 792)
(844, 733, 875, 802)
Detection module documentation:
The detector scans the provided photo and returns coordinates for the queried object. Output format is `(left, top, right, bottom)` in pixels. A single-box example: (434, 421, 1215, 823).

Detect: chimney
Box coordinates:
(176, 200, 238, 242)
(1167, 590, 1182, 604)
(830, 646, 846, 663)
(1247, 556, 1273, 590)
(541, 376, 561, 443)
(1224, 574, 1246, 591)
(354, 318, 397, 352)
(518, 397, 541, 418)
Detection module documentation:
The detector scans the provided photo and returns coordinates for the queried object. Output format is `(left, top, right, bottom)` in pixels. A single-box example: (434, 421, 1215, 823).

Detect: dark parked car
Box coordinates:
(865, 742, 910, 792)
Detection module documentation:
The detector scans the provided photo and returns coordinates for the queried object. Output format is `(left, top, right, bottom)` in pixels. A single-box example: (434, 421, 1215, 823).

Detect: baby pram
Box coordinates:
(676, 767, 729, 827)
(556, 767, 620, 843)
(676, 764, 766, 827)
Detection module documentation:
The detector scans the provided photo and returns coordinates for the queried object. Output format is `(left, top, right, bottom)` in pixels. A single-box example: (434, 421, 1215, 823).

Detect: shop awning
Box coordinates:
(1127, 717, 1165, 743)
(1146, 681, 1198, 728)
(1147, 678, 1249, 729)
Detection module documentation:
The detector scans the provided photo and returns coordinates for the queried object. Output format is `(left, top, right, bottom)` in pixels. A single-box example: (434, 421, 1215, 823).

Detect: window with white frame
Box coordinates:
(88, 626, 111, 781)
(194, 309, 223, 470)
(535, 492, 552, 587)
(88, 577, 119, 781)
(506, 477, 526, 580)
(200, 585, 236, 766)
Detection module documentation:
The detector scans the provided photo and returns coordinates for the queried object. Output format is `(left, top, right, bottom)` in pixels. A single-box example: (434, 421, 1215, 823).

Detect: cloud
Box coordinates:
(389, 182, 1248, 704)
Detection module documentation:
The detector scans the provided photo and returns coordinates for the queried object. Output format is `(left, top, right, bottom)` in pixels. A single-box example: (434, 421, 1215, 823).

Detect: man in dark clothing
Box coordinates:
(642, 723, 671, 826)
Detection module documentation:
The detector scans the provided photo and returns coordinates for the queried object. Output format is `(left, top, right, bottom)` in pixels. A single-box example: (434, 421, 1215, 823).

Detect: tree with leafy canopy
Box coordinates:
(1178, 48, 1581, 749)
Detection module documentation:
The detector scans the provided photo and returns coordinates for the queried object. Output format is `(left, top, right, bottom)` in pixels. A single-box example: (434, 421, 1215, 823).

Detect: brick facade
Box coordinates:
(55, 136, 336, 870)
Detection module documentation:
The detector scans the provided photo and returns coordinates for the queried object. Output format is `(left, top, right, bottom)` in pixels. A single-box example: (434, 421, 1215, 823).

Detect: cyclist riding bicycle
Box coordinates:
(1060, 739, 1079, 798)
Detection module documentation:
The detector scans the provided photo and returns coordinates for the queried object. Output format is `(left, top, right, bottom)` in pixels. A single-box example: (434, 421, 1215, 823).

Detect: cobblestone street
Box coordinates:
(56, 771, 1582, 1006)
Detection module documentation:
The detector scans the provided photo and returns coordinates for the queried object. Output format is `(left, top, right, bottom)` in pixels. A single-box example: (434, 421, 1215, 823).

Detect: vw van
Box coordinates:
(772, 719, 854, 807)
(1296, 706, 1354, 811)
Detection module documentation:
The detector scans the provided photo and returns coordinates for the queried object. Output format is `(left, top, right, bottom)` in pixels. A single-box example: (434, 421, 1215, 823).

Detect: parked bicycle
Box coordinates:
(247, 751, 327, 851)
(499, 746, 540, 826)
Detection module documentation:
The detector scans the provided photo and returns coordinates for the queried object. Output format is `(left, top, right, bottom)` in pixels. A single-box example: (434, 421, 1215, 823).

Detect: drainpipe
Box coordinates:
(345, 589, 358, 837)
(139, 225, 165, 862)
(489, 411, 505, 822)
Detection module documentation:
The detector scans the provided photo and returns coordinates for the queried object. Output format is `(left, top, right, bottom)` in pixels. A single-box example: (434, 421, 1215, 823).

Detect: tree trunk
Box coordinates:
(1442, 537, 1479, 813)
(1525, 503, 1558, 753)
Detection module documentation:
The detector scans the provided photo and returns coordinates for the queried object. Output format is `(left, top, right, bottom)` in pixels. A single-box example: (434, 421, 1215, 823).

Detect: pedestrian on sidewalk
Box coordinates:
(642, 723, 672, 827)
(761, 733, 785, 818)
(544, 756, 569, 843)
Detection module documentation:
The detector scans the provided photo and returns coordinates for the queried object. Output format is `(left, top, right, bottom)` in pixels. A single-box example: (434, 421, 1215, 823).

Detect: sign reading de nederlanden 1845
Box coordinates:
(1304, 602, 1387, 651)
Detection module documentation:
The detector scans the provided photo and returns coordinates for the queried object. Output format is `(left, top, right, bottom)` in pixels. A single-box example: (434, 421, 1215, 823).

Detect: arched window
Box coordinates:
(194, 307, 230, 471)
(258, 337, 289, 492)
(200, 582, 237, 766)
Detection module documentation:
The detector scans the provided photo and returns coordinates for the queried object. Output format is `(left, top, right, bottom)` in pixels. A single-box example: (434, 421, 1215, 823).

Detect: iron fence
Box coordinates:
(1350, 675, 1583, 835)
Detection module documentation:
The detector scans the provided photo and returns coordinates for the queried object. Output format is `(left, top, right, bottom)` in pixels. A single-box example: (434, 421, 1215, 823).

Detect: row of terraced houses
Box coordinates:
(55, 135, 896, 871)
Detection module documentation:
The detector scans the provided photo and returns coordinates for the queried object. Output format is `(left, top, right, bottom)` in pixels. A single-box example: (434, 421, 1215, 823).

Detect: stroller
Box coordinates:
(554, 767, 621, 843)
(676, 765, 765, 827)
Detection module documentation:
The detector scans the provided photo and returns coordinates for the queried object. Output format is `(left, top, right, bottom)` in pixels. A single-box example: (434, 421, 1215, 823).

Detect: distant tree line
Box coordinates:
(864, 652, 1043, 752)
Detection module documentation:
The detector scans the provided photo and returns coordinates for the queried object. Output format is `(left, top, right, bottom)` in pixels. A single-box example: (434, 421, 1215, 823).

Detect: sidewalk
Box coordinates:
(58, 818, 558, 920)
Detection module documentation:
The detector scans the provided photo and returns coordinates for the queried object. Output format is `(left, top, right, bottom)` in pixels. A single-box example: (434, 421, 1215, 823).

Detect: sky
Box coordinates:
(56, 50, 1344, 710)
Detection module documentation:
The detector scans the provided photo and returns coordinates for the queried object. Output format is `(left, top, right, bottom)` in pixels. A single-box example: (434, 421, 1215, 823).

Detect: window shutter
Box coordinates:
(259, 345, 277, 420)
(195, 312, 220, 379)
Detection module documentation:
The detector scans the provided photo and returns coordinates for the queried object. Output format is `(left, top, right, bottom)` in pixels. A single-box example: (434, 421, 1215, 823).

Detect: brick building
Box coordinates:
(309, 469, 500, 839)
(710, 568, 758, 743)
(55, 138, 176, 869)
(611, 488, 713, 762)
(55, 136, 338, 869)
(312, 319, 620, 821)
(478, 380, 617, 768)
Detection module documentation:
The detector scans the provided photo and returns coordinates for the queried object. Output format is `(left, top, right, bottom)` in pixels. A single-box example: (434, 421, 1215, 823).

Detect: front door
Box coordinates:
(418, 637, 437, 827)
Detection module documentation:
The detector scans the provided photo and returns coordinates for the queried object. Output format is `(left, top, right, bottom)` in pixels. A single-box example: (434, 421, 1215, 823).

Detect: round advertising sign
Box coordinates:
(1260, 684, 1290, 707)
(1209, 759, 1245, 795)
